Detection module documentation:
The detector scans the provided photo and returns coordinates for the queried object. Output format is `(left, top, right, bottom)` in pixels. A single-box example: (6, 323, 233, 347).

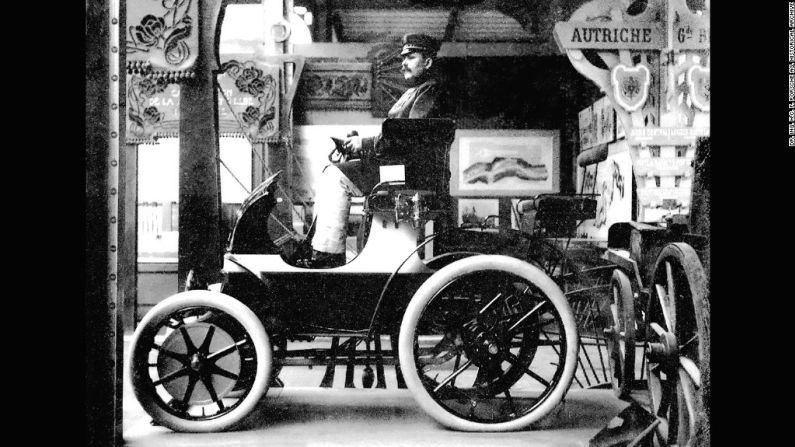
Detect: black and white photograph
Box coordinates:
(86, 1, 713, 446)
(457, 198, 499, 229)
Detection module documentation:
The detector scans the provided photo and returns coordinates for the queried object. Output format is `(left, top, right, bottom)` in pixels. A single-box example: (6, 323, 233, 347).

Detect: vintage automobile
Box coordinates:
(128, 119, 606, 433)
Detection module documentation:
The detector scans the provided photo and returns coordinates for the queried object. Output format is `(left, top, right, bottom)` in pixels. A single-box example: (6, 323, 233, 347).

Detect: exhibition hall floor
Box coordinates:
(123, 335, 632, 447)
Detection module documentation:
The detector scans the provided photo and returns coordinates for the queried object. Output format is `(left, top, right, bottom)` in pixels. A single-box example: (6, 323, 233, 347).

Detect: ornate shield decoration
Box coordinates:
(218, 60, 281, 142)
(610, 64, 651, 112)
(687, 65, 710, 112)
(126, 0, 199, 80)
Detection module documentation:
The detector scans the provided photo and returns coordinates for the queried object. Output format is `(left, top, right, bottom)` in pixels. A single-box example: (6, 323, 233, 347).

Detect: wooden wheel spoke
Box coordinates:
(179, 327, 198, 354)
(432, 359, 473, 393)
(665, 262, 677, 330)
(198, 326, 216, 354)
(508, 301, 547, 333)
(450, 353, 461, 387)
(609, 299, 619, 326)
(654, 284, 675, 332)
(503, 389, 518, 416)
(153, 367, 191, 386)
(207, 339, 247, 361)
(479, 292, 505, 315)
(680, 334, 698, 352)
(182, 374, 198, 403)
(655, 378, 674, 417)
(504, 352, 550, 388)
(209, 364, 240, 381)
(199, 373, 223, 411)
(153, 345, 189, 365)
(649, 322, 666, 337)
(679, 356, 701, 388)
(677, 368, 698, 441)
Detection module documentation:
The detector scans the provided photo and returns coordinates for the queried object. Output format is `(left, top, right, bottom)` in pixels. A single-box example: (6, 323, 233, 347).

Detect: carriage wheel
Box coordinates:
(525, 238, 582, 291)
(606, 269, 636, 399)
(399, 255, 578, 431)
(129, 291, 272, 432)
(644, 243, 709, 446)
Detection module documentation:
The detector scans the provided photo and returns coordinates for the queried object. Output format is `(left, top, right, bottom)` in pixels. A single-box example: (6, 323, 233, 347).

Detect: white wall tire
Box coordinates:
(128, 290, 272, 432)
(399, 255, 578, 431)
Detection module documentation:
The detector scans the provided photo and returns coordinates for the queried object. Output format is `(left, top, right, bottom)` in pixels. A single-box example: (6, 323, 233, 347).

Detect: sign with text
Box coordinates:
(633, 157, 692, 176)
(673, 12, 710, 50)
(554, 21, 665, 50)
(627, 126, 709, 146)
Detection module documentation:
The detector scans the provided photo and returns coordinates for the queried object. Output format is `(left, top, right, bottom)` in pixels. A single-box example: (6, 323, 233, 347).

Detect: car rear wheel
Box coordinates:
(399, 255, 578, 431)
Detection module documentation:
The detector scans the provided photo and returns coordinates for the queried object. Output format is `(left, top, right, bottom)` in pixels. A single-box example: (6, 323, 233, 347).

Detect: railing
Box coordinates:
(138, 201, 178, 238)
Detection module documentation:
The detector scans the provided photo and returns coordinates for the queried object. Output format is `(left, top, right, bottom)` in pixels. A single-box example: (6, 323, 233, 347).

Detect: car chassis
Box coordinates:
(128, 119, 618, 434)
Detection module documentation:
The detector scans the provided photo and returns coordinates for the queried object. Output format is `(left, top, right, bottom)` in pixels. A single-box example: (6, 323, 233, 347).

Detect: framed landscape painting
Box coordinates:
(450, 129, 560, 197)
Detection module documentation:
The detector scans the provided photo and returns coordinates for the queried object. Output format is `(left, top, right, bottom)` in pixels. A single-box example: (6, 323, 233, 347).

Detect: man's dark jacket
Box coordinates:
(338, 76, 446, 193)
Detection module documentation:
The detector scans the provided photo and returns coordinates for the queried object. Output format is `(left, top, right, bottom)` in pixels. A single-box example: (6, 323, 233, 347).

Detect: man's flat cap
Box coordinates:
(400, 34, 441, 56)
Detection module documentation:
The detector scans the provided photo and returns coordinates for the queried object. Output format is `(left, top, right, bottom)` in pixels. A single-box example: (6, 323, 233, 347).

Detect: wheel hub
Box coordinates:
(461, 320, 504, 366)
(189, 353, 204, 372)
(647, 330, 678, 365)
(156, 322, 242, 404)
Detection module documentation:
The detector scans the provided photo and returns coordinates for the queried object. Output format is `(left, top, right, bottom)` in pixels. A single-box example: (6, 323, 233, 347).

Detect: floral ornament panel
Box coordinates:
(218, 60, 281, 142)
(298, 62, 372, 110)
(126, 0, 199, 80)
(126, 73, 181, 143)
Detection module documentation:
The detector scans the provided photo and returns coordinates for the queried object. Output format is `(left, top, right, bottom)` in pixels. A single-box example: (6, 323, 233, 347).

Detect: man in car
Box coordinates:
(307, 33, 447, 268)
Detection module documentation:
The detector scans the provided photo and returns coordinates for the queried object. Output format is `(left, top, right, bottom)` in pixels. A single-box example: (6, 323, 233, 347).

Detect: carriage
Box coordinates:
(128, 118, 709, 445)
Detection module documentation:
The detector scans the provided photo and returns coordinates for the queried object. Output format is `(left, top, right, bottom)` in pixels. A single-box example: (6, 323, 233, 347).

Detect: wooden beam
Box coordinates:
(292, 41, 561, 58)
(178, 0, 226, 289)
(86, 0, 123, 444)
(119, 144, 138, 332)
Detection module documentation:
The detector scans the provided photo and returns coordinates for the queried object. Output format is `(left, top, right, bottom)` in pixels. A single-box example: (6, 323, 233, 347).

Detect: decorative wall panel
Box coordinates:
(298, 62, 372, 110)
(217, 59, 281, 142)
(126, 0, 199, 81)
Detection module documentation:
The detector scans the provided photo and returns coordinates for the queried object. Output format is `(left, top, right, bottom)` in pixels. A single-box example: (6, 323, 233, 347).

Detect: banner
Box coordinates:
(125, 59, 283, 144)
(218, 59, 281, 142)
(126, 0, 200, 80)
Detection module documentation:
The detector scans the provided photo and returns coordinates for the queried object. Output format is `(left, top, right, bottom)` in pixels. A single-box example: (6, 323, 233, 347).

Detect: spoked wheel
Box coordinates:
(399, 255, 578, 431)
(128, 291, 272, 432)
(606, 269, 636, 399)
(227, 335, 286, 396)
(525, 238, 582, 292)
(644, 243, 709, 446)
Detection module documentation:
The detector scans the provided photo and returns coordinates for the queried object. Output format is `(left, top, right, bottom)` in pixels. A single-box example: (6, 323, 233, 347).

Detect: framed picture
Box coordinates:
(450, 129, 560, 197)
(592, 96, 616, 145)
(457, 198, 499, 229)
(578, 105, 594, 149)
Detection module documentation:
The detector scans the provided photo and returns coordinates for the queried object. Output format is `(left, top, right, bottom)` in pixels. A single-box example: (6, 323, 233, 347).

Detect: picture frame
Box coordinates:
(578, 105, 594, 149)
(450, 129, 560, 197)
(592, 96, 616, 146)
(457, 198, 500, 229)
